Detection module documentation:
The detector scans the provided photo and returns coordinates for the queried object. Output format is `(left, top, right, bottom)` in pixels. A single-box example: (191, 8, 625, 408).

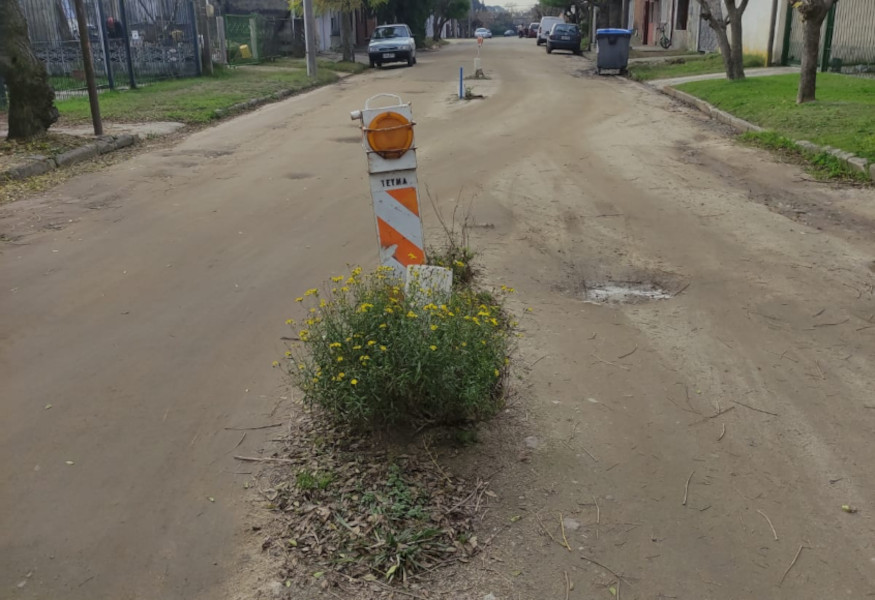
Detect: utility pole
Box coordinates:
(72, 0, 103, 135)
(302, 0, 318, 77)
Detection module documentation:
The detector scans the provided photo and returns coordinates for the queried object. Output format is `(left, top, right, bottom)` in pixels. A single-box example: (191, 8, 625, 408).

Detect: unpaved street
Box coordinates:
(2, 39, 875, 600)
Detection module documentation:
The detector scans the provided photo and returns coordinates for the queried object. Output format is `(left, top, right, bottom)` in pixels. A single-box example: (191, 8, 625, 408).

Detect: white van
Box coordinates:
(537, 16, 565, 45)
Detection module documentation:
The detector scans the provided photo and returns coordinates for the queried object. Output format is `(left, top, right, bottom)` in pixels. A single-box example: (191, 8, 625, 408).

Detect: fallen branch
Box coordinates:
(757, 509, 778, 540)
(682, 471, 695, 506)
(779, 545, 808, 586)
(731, 400, 779, 417)
(812, 318, 849, 328)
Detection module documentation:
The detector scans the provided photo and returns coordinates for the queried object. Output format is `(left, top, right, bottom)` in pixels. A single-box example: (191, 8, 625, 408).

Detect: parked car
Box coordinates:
(368, 24, 416, 68)
(504, 29, 515, 36)
(537, 16, 565, 45)
(527, 22, 540, 38)
(474, 27, 492, 39)
(546, 23, 583, 55)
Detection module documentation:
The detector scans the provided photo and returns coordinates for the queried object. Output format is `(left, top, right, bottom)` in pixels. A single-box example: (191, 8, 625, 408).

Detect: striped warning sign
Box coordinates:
(369, 170, 424, 277)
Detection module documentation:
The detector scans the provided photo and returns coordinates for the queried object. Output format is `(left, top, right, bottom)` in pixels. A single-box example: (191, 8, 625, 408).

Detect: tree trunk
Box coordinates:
(796, 5, 829, 103)
(340, 7, 353, 62)
(0, 0, 60, 140)
(728, 9, 745, 80)
(433, 17, 448, 42)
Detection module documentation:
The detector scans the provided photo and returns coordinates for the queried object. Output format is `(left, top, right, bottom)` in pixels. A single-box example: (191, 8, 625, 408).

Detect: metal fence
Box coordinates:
(20, 0, 202, 99)
(224, 14, 303, 64)
(782, 0, 875, 73)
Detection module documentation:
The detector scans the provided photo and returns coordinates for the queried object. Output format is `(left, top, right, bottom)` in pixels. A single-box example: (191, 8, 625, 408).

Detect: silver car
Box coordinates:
(368, 24, 417, 68)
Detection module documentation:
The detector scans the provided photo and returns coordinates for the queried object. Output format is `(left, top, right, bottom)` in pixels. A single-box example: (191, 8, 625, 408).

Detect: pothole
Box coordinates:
(582, 281, 674, 304)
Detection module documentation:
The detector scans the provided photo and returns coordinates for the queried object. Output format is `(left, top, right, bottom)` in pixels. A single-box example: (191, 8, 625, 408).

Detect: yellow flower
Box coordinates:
(350, 379, 358, 386)
(312, 377, 319, 383)
(351, 266, 362, 276)
(380, 345, 387, 351)
(385, 307, 394, 314)
(430, 324, 438, 331)
(319, 299, 328, 308)
(379, 323, 387, 329)
(306, 318, 315, 326)
(453, 260, 465, 267)
(472, 317, 481, 326)
(285, 351, 292, 358)
(494, 369, 500, 377)
(353, 345, 362, 350)
(337, 372, 345, 380)
(526, 307, 534, 312)
(298, 364, 306, 370)
(309, 308, 316, 314)
(461, 342, 467, 347)
(329, 342, 342, 349)
(271, 361, 279, 368)
(490, 318, 499, 327)
(285, 319, 295, 325)
(331, 276, 344, 282)
(337, 356, 344, 362)
(295, 297, 304, 303)
(304, 288, 318, 297)
(367, 340, 377, 346)
(360, 355, 371, 362)
(430, 345, 437, 351)
(345, 337, 352, 342)
(299, 329, 310, 341)
(406, 311, 418, 319)
(340, 286, 349, 292)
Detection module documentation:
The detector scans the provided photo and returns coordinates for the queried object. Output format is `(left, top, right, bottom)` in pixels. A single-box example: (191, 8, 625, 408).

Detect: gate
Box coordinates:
(21, 0, 201, 99)
(782, 0, 875, 71)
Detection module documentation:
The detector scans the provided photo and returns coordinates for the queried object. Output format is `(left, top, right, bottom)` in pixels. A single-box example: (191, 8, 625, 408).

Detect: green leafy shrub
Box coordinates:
(283, 267, 515, 429)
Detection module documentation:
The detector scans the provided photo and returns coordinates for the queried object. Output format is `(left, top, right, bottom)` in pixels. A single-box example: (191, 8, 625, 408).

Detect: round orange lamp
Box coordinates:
(366, 111, 414, 159)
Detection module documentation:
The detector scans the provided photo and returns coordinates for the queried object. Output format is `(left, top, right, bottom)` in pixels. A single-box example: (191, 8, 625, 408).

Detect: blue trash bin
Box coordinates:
(596, 28, 632, 75)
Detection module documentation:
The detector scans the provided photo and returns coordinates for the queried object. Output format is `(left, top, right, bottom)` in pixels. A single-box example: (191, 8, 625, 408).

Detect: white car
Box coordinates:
(368, 24, 416, 68)
(474, 27, 492, 39)
(537, 16, 565, 45)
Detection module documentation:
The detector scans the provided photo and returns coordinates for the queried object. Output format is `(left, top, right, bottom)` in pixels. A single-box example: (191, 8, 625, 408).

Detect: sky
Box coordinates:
(495, 2, 538, 10)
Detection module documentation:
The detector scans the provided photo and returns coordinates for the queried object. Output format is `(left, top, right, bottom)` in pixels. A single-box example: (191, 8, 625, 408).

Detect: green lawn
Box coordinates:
(628, 53, 764, 81)
(56, 67, 339, 124)
(677, 73, 875, 162)
(258, 58, 366, 73)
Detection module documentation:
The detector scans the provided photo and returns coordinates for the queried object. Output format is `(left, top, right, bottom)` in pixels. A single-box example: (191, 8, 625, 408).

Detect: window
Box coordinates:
(676, 0, 690, 30)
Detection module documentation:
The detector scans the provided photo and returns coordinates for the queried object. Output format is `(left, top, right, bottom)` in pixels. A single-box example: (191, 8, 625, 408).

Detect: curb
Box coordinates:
(0, 134, 138, 183)
(653, 83, 873, 180)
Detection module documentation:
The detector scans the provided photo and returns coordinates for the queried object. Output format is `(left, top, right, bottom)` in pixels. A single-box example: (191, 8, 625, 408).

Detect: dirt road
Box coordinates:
(2, 39, 874, 600)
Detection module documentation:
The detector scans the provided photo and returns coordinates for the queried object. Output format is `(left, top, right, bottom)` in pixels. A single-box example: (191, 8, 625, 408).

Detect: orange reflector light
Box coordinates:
(366, 111, 414, 159)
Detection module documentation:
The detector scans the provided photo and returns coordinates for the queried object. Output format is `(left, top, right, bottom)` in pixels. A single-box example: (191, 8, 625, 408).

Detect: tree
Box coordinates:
(791, 0, 837, 103)
(374, 0, 434, 47)
(432, 0, 469, 41)
(0, 0, 59, 140)
(696, 0, 750, 80)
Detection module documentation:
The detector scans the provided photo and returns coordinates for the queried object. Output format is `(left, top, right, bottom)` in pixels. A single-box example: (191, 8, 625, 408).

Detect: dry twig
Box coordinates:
(757, 509, 778, 540)
(224, 423, 282, 431)
(718, 423, 726, 441)
(591, 353, 630, 371)
(617, 344, 638, 360)
(233, 455, 296, 464)
(779, 545, 807, 586)
(682, 471, 695, 506)
(559, 513, 572, 551)
(580, 555, 630, 587)
(564, 570, 571, 600)
(593, 495, 600, 540)
(731, 400, 779, 417)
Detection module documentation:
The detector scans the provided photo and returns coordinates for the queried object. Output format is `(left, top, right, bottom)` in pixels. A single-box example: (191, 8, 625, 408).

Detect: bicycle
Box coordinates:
(656, 22, 672, 49)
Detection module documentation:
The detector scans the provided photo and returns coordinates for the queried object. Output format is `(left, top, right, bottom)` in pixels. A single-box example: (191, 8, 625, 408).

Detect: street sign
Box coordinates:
(352, 94, 425, 278)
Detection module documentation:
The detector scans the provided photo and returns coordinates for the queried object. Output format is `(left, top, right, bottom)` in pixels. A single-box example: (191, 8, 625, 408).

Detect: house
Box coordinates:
(631, 0, 874, 68)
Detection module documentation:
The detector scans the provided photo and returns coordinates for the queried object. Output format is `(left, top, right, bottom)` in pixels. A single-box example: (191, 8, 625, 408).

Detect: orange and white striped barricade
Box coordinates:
(351, 94, 427, 280)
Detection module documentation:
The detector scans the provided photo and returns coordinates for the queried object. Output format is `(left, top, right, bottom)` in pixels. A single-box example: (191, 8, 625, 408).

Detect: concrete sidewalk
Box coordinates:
(648, 66, 800, 88)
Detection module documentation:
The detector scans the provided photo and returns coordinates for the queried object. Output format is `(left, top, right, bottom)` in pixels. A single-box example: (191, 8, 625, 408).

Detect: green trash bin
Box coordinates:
(596, 28, 632, 75)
